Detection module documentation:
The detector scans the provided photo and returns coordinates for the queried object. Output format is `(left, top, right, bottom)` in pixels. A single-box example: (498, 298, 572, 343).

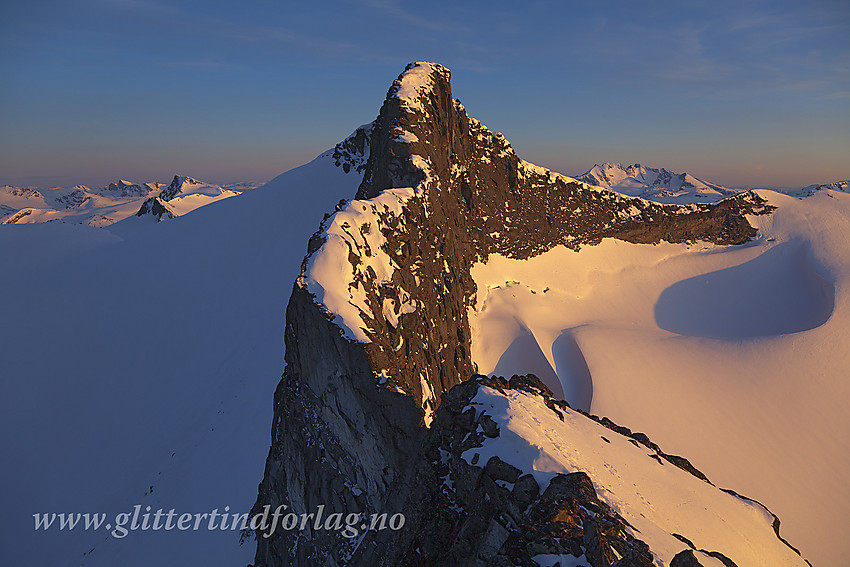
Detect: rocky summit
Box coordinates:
(251, 62, 801, 567)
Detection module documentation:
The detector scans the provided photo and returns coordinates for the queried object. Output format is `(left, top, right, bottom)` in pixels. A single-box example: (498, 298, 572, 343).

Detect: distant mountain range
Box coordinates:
(575, 163, 737, 203)
(575, 163, 850, 204)
(0, 177, 263, 226)
(5, 165, 845, 228)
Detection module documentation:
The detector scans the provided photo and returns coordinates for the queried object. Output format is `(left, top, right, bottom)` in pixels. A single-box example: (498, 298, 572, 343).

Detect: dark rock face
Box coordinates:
(670, 546, 741, 567)
(252, 285, 426, 566)
(671, 550, 705, 567)
(348, 62, 772, 413)
(159, 175, 198, 201)
(135, 196, 174, 220)
(252, 62, 777, 566)
(330, 124, 373, 174)
(331, 375, 658, 567)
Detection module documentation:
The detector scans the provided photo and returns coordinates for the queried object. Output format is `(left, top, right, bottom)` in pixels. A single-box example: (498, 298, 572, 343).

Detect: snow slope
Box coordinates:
(469, 188, 850, 566)
(577, 163, 737, 204)
(0, 136, 366, 566)
(464, 385, 807, 566)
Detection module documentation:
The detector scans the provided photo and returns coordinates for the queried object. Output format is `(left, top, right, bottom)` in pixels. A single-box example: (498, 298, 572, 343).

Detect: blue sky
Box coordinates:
(1, 0, 848, 188)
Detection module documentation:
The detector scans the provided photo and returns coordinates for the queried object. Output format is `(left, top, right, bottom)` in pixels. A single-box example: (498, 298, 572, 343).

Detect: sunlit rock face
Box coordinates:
(252, 62, 786, 567)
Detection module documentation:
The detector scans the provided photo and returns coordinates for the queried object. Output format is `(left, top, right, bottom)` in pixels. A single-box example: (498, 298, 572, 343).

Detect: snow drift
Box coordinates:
(469, 188, 850, 565)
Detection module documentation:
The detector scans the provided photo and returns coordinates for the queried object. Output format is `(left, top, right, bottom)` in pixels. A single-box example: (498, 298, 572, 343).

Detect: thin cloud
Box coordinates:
(354, 0, 470, 34)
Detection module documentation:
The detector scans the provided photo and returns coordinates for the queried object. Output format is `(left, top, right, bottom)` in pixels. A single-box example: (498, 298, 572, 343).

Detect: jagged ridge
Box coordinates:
(252, 62, 782, 567)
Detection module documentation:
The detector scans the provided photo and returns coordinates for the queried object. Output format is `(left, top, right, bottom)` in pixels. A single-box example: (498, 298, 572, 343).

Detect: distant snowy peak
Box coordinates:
(95, 179, 154, 198)
(0, 185, 48, 224)
(0, 185, 46, 208)
(792, 179, 849, 197)
(578, 163, 737, 204)
(50, 186, 93, 209)
(159, 175, 203, 201)
(134, 175, 241, 222)
(1, 185, 43, 200)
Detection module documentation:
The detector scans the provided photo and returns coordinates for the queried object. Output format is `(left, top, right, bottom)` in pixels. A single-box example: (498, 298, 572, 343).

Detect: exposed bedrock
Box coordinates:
(252, 62, 779, 566)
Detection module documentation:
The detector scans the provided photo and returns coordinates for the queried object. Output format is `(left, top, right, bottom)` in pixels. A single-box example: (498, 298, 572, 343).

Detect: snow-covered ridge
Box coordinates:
(577, 163, 737, 204)
(460, 381, 807, 566)
(296, 60, 773, 411)
(791, 179, 849, 197)
(298, 76, 448, 345)
(301, 187, 419, 342)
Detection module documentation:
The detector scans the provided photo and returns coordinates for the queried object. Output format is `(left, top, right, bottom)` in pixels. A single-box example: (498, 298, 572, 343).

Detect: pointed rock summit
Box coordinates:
(159, 175, 203, 201)
(135, 175, 240, 221)
(251, 62, 800, 567)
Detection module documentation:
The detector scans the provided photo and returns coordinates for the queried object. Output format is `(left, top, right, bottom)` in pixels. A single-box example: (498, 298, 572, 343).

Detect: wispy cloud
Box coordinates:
(354, 0, 470, 34)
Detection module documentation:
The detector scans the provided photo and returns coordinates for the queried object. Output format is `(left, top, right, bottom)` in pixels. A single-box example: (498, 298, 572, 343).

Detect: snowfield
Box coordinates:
(0, 144, 365, 566)
(469, 188, 850, 566)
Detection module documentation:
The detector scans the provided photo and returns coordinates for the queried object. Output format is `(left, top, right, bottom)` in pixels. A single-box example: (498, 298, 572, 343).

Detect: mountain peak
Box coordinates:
(578, 162, 736, 204)
(255, 62, 779, 564)
(160, 175, 203, 201)
(135, 175, 241, 221)
(388, 61, 450, 113)
(103, 179, 148, 198)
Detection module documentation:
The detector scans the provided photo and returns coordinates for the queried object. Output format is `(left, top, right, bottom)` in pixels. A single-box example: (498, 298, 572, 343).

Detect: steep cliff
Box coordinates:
(251, 62, 781, 566)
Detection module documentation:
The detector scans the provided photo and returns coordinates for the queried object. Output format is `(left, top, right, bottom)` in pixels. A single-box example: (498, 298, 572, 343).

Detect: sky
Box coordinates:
(1, 0, 848, 189)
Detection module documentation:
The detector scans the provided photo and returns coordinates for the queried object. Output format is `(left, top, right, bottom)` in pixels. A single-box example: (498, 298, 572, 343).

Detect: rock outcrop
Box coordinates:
(251, 62, 782, 566)
(344, 374, 660, 567)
